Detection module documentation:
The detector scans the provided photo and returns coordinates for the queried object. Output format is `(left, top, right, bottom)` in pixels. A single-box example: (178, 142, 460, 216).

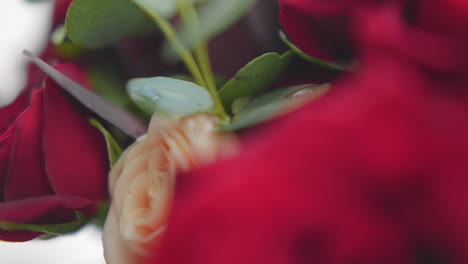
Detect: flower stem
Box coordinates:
(136, 6, 206, 88)
(176, 0, 228, 121)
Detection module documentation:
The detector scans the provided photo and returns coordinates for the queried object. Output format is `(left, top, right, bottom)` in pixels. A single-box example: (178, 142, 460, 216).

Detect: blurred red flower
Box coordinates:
(0, 63, 108, 242)
(149, 1, 468, 263)
(279, 0, 468, 74)
(153, 50, 468, 264)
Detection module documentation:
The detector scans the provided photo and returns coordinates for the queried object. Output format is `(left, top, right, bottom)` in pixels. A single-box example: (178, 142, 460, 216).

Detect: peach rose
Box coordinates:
(102, 114, 238, 264)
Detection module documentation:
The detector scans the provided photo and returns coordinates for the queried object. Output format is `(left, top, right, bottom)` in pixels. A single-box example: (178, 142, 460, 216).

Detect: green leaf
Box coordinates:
(132, 0, 204, 19)
(132, 0, 178, 18)
(218, 51, 294, 113)
(226, 84, 330, 130)
(66, 0, 155, 49)
(127, 76, 215, 116)
(279, 31, 349, 71)
(0, 211, 86, 235)
(162, 0, 256, 61)
(90, 201, 110, 228)
(90, 119, 123, 166)
(231, 97, 250, 114)
(38, 234, 59, 240)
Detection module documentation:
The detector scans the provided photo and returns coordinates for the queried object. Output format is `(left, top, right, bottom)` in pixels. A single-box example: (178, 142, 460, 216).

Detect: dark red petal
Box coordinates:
(42, 64, 108, 201)
(0, 91, 30, 135)
(0, 64, 45, 134)
(3, 90, 53, 201)
(416, 0, 468, 37)
(279, 4, 352, 62)
(281, 0, 357, 15)
(155, 54, 468, 264)
(353, 6, 468, 75)
(0, 195, 92, 242)
(0, 126, 15, 201)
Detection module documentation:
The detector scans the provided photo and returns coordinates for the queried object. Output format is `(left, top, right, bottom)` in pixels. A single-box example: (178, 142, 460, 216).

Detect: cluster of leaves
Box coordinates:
(8, 0, 346, 237)
(62, 0, 340, 133)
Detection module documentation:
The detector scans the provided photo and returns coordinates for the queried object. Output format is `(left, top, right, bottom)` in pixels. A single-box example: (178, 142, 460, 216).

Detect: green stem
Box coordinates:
(136, 6, 206, 88)
(176, 0, 228, 120)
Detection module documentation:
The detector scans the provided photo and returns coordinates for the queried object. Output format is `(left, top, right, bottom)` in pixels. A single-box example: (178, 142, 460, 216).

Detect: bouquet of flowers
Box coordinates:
(1, 0, 468, 263)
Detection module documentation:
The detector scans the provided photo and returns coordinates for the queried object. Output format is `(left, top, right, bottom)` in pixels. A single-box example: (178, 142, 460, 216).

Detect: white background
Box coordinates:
(0, 0, 50, 106)
(0, 1, 105, 263)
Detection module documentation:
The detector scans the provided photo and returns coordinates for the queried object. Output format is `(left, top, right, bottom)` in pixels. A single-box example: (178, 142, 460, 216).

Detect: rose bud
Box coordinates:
(0, 63, 108, 242)
(103, 114, 238, 264)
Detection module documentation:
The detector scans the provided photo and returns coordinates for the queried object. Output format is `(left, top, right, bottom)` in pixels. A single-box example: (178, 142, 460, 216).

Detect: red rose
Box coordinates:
(280, 0, 468, 74)
(151, 49, 468, 263)
(0, 63, 108, 242)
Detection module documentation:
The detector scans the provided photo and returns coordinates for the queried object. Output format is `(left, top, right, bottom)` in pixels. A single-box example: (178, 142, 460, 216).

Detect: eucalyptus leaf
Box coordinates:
(66, 0, 155, 49)
(163, 0, 257, 61)
(226, 84, 330, 130)
(127, 76, 215, 117)
(0, 211, 86, 235)
(132, 0, 178, 18)
(218, 51, 293, 113)
(279, 31, 349, 71)
(132, 0, 204, 19)
(231, 97, 250, 114)
(90, 119, 123, 166)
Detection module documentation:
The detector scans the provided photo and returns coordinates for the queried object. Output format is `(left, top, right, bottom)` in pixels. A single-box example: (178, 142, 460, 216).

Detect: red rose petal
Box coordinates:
(0, 91, 30, 135)
(279, 3, 353, 63)
(0, 64, 45, 134)
(0, 195, 92, 242)
(155, 54, 468, 264)
(417, 0, 468, 37)
(42, 64, 108, 201)
(3, 90, 54, 201)
(0, 126, 15, 201)
(352, 6, 468, 75)
(281, 0, 356, 15)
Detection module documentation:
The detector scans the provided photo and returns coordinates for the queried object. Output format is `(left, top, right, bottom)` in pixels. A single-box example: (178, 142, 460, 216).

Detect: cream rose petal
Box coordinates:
(103, 114, 239, 264)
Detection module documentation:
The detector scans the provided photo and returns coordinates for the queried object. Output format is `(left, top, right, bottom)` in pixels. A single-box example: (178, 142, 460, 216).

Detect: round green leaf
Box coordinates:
(66, 0, 155, 49)
(226, 84, 330, 130)
(127, 76, 215, 116)
(132, 0, 204, 19)
(218, 51, 293, 113)
(132, 0, 177, 18)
